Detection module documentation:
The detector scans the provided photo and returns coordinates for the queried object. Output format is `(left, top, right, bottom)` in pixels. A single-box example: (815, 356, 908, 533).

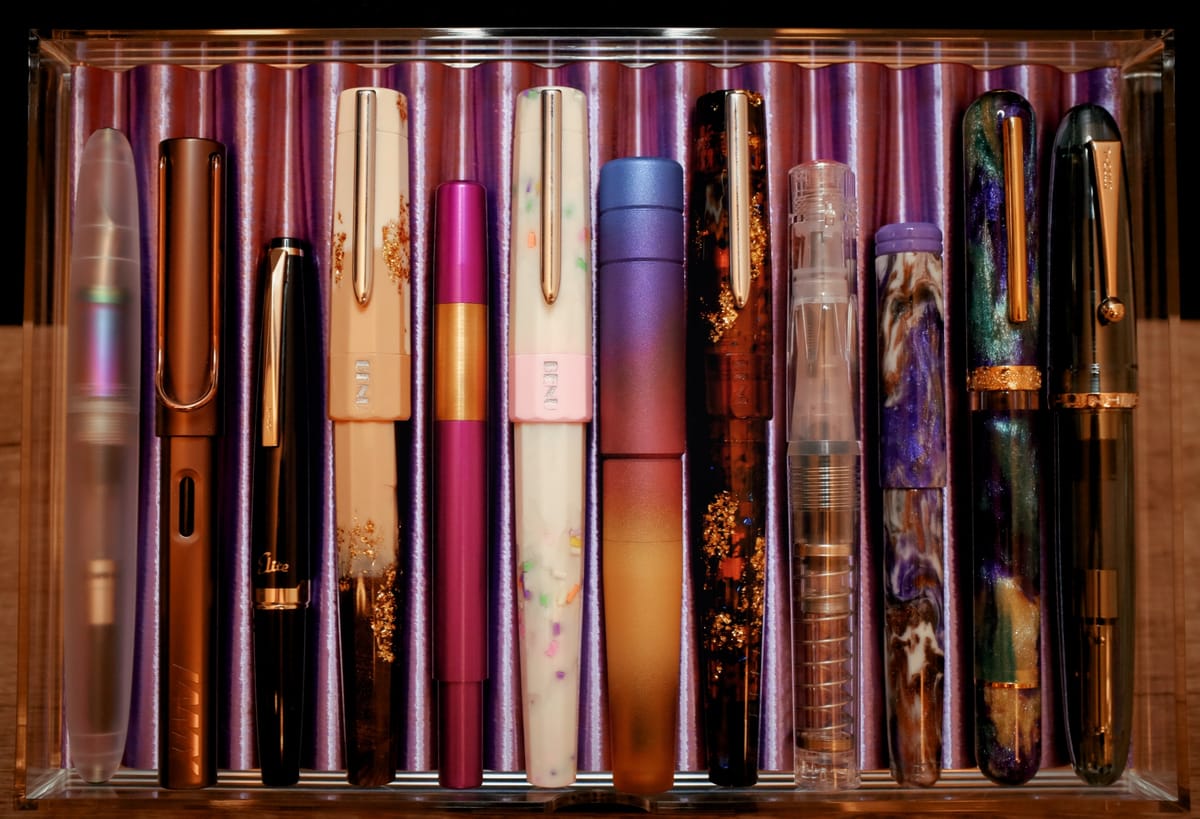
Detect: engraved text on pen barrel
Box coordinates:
(543, 360, 558, 411)
(355, 359, 371, 405)
(170, 663, 203, 775)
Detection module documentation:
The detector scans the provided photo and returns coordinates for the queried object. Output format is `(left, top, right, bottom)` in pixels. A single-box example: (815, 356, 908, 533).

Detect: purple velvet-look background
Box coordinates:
(63, 55, 1118, 777)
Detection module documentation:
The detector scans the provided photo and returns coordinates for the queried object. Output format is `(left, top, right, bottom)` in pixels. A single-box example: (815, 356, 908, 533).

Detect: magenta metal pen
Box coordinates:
(432, 180, 489, 789)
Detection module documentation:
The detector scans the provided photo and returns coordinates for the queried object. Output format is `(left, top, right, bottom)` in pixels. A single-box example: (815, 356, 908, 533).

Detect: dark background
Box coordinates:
(10, 14, 1188, 327)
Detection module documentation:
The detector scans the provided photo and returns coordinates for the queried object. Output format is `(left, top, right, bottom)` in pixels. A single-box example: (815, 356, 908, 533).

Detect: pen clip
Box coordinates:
(541, 88, 562, 305)
(1088, 139, 1127, 324)
(1001, 111, 1029, 325)
(726, 90, 751, 310)
(260, 245, 301, 448)
(353, 88, 377, 306)
(155, 147, 222, 412)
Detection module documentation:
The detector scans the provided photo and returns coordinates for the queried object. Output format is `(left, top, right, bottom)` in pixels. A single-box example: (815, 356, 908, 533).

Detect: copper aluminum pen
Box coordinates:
(328, 86, 411, 787)
(1048, 104, 1137, 786)
(64, 128, 141, 784)
(597, 156, 685, 795)
(686, 89, 771, 788)
(155, 136, 225, 789)
(432, 180, 489, 789)
(962, 90, 1044, 786)
(251, 238, 315, 786)
(787, 160, 860, 791)
(508, 86, 592, 787)
(875, 222, 946, 787)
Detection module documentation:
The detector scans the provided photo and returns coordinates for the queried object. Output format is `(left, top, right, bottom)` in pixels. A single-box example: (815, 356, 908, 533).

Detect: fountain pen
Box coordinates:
(328, 86, 412, 787)
(1048, 103, 1137, 786)
(962, 90, 1044, 786)
(251, 238, 315, 786)
(686, 88, 772, 788)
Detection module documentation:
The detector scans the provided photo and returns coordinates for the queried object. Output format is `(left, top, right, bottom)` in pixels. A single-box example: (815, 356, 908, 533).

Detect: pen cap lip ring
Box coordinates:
(874, 222, 942, 256)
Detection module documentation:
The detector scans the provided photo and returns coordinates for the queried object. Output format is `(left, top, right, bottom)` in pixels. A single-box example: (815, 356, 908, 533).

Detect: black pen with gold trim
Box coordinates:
(251, 238, 315, 786)
(1047, 103, 1137, 786)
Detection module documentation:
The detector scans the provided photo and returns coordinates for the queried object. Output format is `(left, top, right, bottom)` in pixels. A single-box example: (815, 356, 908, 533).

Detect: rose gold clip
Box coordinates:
(1001, 112, 1028, 325)
(541, 88, 562, 305)
(259, 244, 303, 448)
(1088, 139, 1126, 324)
(353, 89, 377, 306)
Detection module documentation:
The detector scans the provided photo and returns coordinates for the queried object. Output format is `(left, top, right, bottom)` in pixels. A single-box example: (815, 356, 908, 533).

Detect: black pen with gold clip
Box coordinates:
(251, 238, 316, 786)
(1047, 103, 1137, 786)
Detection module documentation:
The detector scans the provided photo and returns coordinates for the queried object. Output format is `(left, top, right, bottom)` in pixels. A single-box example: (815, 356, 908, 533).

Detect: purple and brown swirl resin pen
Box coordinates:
(597, 156, 685, 795)
(328, 86, 411, 787)
(875, 222, 947, 787)
(432, 180, 489, 789)
(962, 89, 1044, 786)
(685, 89, 771, 788)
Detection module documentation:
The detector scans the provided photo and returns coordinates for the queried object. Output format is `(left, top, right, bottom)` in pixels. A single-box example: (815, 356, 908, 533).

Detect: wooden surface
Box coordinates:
(0, 319, 1194, 815)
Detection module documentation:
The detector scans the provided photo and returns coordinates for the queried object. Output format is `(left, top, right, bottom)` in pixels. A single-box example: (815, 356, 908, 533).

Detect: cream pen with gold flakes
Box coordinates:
(328, 86, 412, 788)
(508, 86, 592, 788)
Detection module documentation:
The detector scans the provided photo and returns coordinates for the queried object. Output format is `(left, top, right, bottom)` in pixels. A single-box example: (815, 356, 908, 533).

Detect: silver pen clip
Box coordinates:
(541, 88, 562, 305)
(353, 88, 377, 307)
(1088, 139, 1126, 324)
(726, 90, 751, 310)
(1001, 111, 1029, 325)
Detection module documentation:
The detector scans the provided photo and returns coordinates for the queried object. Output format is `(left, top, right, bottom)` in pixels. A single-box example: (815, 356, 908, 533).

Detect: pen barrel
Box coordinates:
(874, 225, 947, 787)
(512, 422, 586, 787)
(601, 459, 683, 794)
(159, 435, 218, 789)
(433, 421, 488, 677)
(333, 420, 399, 787)
(789, 445, 859, 790)
(434, 419, 488, 788)
(1053, 408, 1135, 784)
(968, 391, 1044, 786)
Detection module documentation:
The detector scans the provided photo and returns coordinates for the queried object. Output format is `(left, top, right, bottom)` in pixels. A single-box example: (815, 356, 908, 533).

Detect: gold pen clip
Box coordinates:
(353, 88, 377, 306)
(726, 90, 751, 310)
(540, 88, 562, 305)
(155, 147, 222, 412)
(1088, 139, 1126, 324)
(260, 245, 303, 448)
(1001, 112, 1029, 325)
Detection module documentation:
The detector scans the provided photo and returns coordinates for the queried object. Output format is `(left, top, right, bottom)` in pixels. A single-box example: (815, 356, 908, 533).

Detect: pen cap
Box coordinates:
(1047, 104, 1137, 395)
(963, 90, 1040, 372)
(434, 180, 489, 423)
(509, 86, 592, 424)
(597, 157, 686, 457)
(874, 222, 947, 489)
(68, 128, 141, 427)
(328, 86, 412, 423)
(435, 181, 488, 305)
(156, 137, 226, 438)
(789, 160, 857, 301)
(874, 221, 941, 257)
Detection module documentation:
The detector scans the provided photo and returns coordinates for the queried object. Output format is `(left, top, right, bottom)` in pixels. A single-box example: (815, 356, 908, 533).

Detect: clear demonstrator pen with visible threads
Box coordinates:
(786, 160, 860, 791)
